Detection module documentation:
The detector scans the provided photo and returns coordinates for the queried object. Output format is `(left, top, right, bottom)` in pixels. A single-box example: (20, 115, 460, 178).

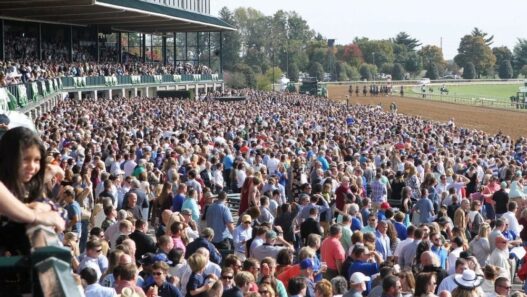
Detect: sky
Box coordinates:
(210, 0, 526, 60)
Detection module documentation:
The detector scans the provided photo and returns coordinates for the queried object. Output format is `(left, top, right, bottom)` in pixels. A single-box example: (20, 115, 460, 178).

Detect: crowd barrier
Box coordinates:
(0, 73, 223, 112)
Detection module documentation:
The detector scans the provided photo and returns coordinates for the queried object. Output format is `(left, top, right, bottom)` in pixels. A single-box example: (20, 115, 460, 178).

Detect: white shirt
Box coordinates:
(267, 158, 280, 175)
(502, 211, 523, 235)
(488, 249, 511, 280)
(437, 274, 459, 293)
(250, 237, 264, 258)
(123, 160, 137, 177)
(447, 247, 463, 275)
(393, 237, 413, 259)
(235, 169, 247, 188)
(233, 225, 252, 254)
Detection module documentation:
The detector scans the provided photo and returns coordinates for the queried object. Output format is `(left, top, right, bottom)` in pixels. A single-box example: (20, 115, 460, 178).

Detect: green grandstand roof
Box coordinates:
(0, 0, 235, 32)
(96, 0, 236, 31)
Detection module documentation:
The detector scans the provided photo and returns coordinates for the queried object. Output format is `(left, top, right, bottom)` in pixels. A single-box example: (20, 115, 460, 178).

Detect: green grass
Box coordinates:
(429, 84, 522, 101)
(403, 84, 524, 103)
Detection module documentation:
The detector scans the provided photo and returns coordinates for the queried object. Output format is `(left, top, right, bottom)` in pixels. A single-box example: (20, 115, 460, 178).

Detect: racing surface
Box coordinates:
(328, 85, 527, 140)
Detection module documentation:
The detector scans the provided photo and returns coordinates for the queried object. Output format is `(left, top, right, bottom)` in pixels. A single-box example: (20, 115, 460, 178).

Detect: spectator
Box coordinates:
(205, 191, 234, 251)
(80, 267, 117, 297)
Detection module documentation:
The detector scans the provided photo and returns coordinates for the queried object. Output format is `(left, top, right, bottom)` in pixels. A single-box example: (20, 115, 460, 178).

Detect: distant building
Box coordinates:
(140, 0, 210, 14)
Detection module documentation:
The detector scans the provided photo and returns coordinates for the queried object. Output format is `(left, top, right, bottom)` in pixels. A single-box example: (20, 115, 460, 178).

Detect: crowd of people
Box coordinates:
(0, 88, 527, 297)
(0, 57, 215, 87)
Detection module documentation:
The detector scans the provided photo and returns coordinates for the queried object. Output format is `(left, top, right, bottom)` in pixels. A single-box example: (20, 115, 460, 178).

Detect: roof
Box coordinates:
(0, 0, 236, 32)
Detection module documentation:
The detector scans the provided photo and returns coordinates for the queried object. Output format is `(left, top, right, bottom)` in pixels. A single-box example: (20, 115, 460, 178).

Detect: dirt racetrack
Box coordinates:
(328, 85, 527, 140)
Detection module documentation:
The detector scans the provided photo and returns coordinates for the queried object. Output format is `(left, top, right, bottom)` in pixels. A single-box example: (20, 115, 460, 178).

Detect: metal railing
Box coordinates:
(0, 225, 83, 296)
(0, 73, 223, 112)
(408, 87, 527, 111)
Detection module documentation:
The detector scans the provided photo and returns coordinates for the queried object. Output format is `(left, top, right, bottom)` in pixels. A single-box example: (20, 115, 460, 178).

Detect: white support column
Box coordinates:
(133, 88, 138, 97)
(77, 91, 82, 100)
(108, 89, 112, 99)
(92, 90, 97, 100)
(122, 89, 126, 98)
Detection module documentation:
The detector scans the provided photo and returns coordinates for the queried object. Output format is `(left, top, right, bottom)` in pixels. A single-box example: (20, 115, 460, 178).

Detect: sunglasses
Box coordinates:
(259, 291, 270, 294)
(244, 221, 251, 224)
(498, 285, 511, 290)
(152, 272, 163, 276)
(95, 249, 102, 253)
(222, 275, 233, 280)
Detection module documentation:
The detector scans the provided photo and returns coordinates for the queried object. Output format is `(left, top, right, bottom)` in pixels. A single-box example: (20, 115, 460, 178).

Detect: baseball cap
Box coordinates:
(350, 272, 371, 285)
(180, 208, 192, 216)
(241, 214, 252, 224)
(299, 259, 314, 270)
(380, 202, 391, 210)
(139, 252, 173, 266)
(266, 230, 277, 240)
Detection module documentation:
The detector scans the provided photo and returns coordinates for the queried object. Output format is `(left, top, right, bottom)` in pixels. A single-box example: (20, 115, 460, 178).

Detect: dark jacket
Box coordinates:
(129, 229, 157, 261)
(184, 237, 222, 264)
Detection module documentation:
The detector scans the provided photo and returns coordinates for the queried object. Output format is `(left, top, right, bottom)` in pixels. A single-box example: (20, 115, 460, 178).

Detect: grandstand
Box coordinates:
(0, 0, 234, 119)
(0, 1, 234, 295)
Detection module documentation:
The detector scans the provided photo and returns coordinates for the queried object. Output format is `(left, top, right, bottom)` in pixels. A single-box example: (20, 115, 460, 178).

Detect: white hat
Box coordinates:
(454, 269, 484, 289)
(350, 272, 370, 285)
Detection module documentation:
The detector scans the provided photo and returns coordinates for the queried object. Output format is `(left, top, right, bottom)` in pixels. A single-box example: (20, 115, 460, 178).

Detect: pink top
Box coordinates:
(320, 236, 345, 270)
(172, 236, 186, 254)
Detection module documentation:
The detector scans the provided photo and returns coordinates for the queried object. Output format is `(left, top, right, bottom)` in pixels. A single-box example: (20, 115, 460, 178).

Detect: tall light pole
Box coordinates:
(272, 49, 275, 91)
(372, 52, 376, 82)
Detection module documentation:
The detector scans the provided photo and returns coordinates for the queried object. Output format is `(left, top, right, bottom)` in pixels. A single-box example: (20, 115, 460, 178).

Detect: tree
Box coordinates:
(521, 65, 527, 77)
(462, 62, 476, 79)
(336, 62, 349, 81)
(426, 63, 439, 80)
(233, 63, 257, 88)
(309, 62, 325, 81)
(348, 66, 361, 81)
(337, 43, 363, 67)
(405, 52, 422, 75)
(393, 32, 422, 51)
(265, 66, 283, 85)
(498, 60, 513, 79)
(355, 38, 394, 68)
(418, 45, 447, 75)
(287, 62, 299, 82)
(391, 63, 405, 80)
(471, 27, 494, 46)
(218, 7, 241, 71)
(454, 35, 496, 77)
(492, 46, 513, 68)
(225, 71, 247, 89)
(359, 64, 372, 80)
(380, 63, 394, 75)
(513, 39, 527, 77)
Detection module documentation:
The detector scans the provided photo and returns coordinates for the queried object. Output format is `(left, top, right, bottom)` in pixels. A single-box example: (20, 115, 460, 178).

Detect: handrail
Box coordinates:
(0, 224, 81, 296)
(0, 73, 223, 112)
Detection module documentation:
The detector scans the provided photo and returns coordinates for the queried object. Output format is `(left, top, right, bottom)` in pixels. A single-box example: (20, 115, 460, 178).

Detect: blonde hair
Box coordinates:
(478, 223, 491, 237)
(298, 247, 315, 260)
(259, 283, 276, 297)
(315, 279, 333, 297)
(188, 253, 208, 273)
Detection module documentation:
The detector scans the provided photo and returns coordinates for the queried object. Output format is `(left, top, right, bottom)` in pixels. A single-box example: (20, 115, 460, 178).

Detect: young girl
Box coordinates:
(0, 127, 63, 255)
(186, 253, 218, 297)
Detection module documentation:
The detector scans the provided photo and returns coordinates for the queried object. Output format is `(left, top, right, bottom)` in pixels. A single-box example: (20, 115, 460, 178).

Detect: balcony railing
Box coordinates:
(0, 225, 83, 296)
(0, 73, 223, 112)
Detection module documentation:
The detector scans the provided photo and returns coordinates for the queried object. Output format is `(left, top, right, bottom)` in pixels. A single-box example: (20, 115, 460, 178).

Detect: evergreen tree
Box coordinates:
(425, 63, 439, 79)
(498, 60, 513, 79)
(391, 63, 405, 80)
(462, 62, 476, 79)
